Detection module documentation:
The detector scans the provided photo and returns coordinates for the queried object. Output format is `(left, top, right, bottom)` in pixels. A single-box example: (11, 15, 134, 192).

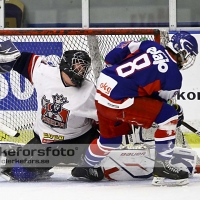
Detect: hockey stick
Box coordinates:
(0, 122, 20, 137)
(182, 121, 200, 136)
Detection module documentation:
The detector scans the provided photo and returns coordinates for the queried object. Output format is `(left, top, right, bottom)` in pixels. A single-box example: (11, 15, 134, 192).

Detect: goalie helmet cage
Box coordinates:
(0, 28, 167, 144)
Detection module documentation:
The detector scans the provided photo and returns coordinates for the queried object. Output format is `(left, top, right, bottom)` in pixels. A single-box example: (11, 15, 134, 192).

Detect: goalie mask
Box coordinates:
(166, 31, 198, 70)
(60, 50, 91, 87)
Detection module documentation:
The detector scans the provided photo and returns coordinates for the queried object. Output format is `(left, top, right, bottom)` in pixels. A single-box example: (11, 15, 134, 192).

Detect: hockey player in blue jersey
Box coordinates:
(72, 31, 199, 186)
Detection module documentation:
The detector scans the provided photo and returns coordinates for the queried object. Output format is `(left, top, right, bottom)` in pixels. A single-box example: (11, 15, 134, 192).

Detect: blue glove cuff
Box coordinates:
(12, 162, 37, 181)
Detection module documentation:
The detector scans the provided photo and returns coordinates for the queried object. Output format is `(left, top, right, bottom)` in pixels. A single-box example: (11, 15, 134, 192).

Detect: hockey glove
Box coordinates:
(173, 104, 184, 127)
(0, 40, 21, 74)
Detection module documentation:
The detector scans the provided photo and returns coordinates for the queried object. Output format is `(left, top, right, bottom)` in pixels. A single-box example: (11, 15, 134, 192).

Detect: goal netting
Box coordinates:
(0, 28, 173, 146)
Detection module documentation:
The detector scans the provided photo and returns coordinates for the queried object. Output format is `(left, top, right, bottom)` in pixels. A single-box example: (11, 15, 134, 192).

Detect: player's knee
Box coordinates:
(155, 103, 178, 130)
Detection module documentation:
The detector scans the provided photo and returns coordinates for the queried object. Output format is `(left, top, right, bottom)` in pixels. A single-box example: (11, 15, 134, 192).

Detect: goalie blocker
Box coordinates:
(0, 40, 20, 138)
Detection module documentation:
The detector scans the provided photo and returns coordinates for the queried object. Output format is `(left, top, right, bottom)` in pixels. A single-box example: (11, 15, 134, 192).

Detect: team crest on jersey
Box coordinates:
(41, 94, 69, 129)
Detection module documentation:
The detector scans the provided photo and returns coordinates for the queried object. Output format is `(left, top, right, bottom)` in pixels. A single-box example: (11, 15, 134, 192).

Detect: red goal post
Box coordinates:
(0, 28, 167, 144)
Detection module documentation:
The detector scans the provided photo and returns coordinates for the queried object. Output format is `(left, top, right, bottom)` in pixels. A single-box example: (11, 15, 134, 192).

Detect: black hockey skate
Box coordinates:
(152, 159, 189, 186)
(71, 166, 104, 182)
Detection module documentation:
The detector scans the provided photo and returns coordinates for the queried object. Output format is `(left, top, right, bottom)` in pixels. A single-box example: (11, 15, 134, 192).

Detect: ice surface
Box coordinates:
(1, 150, 200, 200)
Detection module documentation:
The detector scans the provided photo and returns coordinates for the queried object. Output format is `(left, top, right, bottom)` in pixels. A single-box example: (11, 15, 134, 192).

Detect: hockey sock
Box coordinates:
(84, 135, 122, 166)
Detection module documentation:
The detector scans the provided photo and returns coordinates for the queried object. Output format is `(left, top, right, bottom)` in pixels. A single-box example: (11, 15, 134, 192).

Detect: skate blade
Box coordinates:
(33, 172, 54, 181)
(152, 177, 189, 186)
(67, 175, 91, 182)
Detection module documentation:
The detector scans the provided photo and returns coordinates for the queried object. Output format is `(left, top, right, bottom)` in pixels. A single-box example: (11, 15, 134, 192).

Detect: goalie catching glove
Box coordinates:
(173, 104, 184, 127)
(0, 40, 21, 74)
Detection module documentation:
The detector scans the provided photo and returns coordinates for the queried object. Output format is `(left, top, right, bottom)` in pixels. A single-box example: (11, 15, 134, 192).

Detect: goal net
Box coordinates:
(0, 28, 168, 145)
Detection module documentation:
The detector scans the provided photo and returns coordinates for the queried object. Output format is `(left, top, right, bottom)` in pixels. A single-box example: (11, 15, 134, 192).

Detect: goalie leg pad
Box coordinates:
(101, 147, 155, 181)
(171, 147, 197, 177)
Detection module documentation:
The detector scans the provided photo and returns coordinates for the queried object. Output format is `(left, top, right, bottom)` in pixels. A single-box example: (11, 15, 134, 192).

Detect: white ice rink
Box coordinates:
(1, 150, 200, 200)
(1, 166, 200, 200)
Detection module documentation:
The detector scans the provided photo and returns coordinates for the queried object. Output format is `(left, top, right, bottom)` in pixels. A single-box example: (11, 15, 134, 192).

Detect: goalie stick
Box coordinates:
(0, 122, 20, 137)
(182, 121, 200, 136)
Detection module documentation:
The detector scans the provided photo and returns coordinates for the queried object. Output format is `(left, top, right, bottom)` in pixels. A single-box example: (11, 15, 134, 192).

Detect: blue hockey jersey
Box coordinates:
(96, 40, 182, 109)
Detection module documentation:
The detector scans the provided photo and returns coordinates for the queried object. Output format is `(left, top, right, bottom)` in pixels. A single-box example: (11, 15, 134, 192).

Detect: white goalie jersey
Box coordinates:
(27, 56, 98, 143)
